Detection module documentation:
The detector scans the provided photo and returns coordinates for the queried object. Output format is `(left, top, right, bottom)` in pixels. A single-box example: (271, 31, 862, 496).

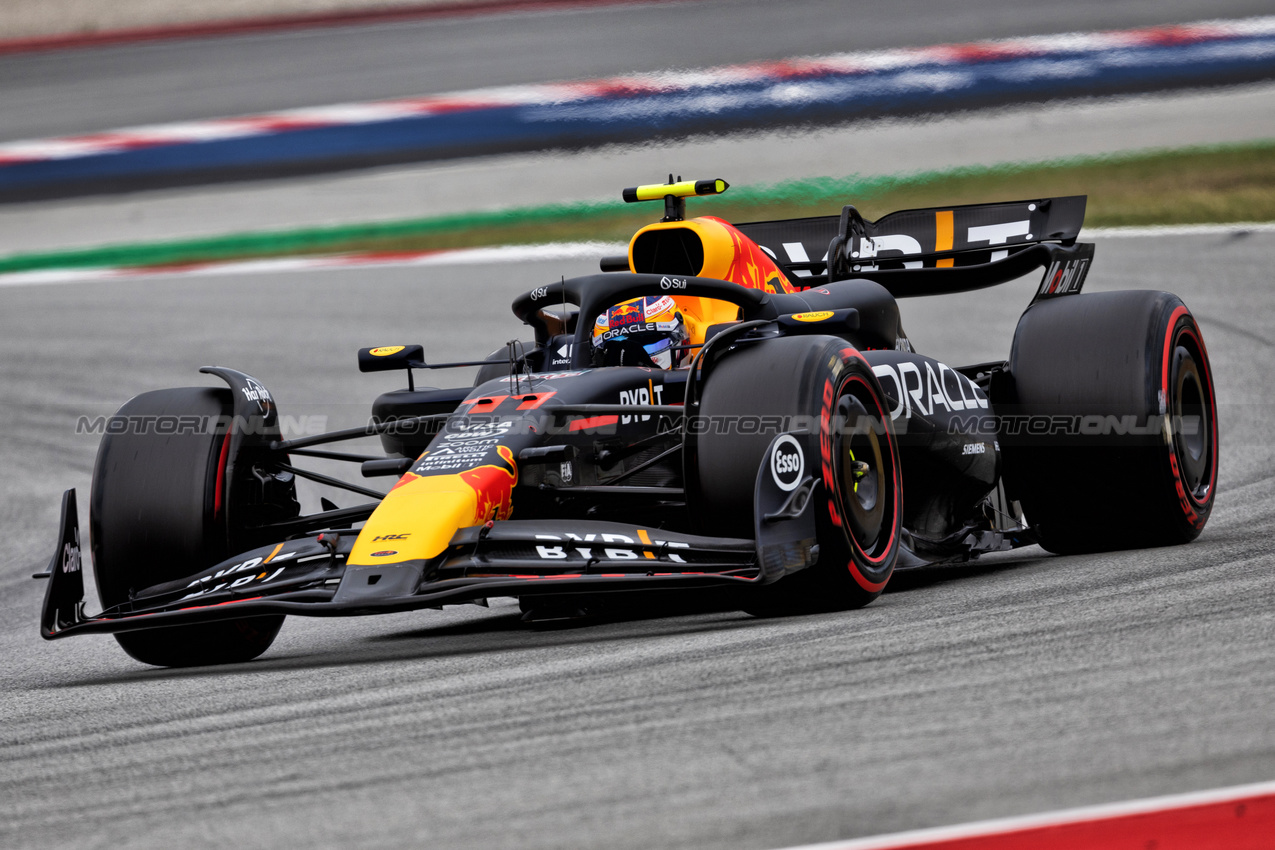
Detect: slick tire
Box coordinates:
(695, 336, 902, 613)
(1003, 291, 1218, 554)
(90, 387, 284, 667)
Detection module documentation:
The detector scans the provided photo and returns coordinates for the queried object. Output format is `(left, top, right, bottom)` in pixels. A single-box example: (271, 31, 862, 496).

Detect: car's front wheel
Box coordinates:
(694, 335, 902, 612)
(90, 387, 285, 667)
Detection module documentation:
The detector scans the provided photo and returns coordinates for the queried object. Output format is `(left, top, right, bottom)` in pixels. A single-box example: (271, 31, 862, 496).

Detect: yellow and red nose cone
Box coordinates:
(348, 446, 518, 566)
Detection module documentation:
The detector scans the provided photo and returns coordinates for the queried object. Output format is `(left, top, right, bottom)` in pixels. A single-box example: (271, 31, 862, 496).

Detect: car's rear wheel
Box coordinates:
(695, 335, 902, 612)
(90, 387, 284, 667)
(1002, 291, 1218, 553)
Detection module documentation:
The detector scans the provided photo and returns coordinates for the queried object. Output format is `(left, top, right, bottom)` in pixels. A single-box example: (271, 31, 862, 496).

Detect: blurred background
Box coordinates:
(2, 0, 1273, 268)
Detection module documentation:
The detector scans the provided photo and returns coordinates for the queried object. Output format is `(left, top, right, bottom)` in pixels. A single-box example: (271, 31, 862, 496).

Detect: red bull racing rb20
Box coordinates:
(37, 178, 1219, 667)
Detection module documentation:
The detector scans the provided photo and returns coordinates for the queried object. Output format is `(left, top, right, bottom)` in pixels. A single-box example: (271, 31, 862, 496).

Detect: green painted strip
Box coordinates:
(0, 200, 619, 274)
(2, 140, 1272, 275)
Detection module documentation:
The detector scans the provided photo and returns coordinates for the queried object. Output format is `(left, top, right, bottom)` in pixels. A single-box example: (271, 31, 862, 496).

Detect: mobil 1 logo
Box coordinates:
(770, 435, 804, 492)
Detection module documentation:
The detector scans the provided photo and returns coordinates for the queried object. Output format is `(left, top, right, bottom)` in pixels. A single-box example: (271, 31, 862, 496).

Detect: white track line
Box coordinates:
(1, 223, 1272, 288)
(1082, 221, 1275, 238)
(0, 241, 626, 287)
(771, 778, 1275, 850)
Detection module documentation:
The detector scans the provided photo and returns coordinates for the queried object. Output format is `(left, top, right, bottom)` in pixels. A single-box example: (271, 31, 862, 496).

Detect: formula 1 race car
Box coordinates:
(36, 178, 1218, 667)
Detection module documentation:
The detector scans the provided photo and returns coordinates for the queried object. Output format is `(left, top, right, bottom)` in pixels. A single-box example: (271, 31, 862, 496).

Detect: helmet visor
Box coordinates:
(643, 337, 674, 370)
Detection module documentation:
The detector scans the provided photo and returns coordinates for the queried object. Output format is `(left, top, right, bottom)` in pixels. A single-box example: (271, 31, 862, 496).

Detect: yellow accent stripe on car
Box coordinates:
(936, 210, 955, 268)
(636, 528, 657, 560)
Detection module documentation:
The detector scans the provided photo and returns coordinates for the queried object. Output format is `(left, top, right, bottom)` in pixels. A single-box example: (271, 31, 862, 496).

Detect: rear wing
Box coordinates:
(734, 196, 1093, 301)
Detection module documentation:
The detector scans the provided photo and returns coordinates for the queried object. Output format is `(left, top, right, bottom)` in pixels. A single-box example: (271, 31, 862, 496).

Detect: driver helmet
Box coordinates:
(590, 295, 690, 369)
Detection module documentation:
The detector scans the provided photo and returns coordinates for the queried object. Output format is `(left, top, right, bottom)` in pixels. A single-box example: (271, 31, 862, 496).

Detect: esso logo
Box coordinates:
(531, 287, 550, 301)
(770, 435, 804, 492)
(660, 276, 688, 290)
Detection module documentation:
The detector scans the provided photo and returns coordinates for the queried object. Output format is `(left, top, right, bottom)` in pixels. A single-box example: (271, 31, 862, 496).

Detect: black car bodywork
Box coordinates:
(37, 184, 1217, 666)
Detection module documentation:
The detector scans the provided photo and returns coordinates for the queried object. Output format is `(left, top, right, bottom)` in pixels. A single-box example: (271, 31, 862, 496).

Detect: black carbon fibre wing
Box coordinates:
(734, 196, 1093, 300)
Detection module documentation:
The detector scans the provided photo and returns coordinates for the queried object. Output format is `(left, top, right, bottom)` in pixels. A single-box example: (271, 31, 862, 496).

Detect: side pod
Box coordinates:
(36, 489, 87, 638)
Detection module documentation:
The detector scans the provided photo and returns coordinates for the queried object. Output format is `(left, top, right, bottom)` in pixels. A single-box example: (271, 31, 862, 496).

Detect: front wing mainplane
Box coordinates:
(39, 427, 817, 639)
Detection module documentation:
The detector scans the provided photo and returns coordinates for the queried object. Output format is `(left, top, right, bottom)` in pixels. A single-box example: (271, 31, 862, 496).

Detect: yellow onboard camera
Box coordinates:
(622, 175, 729, 221)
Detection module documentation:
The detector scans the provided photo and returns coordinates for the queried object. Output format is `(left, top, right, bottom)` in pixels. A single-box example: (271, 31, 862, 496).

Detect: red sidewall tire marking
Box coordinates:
(823, 356, 900, 593)
(213, 430, 232, 521)
(1160, 308, 1218, 528)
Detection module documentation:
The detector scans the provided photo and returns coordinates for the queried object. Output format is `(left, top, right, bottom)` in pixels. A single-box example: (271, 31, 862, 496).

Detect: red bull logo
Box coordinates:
(724, 226, 794, 294)
(351, 443, 519, 565)
(458, 444, 518, 523)
(697, 215, 795, 295)
(608, 301, 646, 326)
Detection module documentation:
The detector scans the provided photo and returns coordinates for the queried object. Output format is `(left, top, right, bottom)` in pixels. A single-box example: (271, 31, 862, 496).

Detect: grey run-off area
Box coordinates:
(1, 231, 1272, 849)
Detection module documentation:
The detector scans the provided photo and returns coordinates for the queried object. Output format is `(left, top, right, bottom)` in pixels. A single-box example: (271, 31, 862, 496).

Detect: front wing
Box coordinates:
(39, 433, 820, 639)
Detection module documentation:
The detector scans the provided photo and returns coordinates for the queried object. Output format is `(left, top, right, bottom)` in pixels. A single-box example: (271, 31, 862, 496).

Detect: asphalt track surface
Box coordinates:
(2, 0, 1273, 143)
(1, 231, 1273, 849)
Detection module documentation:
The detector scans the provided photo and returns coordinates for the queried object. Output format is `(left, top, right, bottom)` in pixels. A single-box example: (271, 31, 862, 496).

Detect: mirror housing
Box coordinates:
(358, 345, 425, 374)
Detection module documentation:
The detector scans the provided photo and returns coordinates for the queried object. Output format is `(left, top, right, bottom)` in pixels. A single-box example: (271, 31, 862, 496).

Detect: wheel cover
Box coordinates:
(1170, 341, 1214, 503)
(837, 394, 884, 550)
